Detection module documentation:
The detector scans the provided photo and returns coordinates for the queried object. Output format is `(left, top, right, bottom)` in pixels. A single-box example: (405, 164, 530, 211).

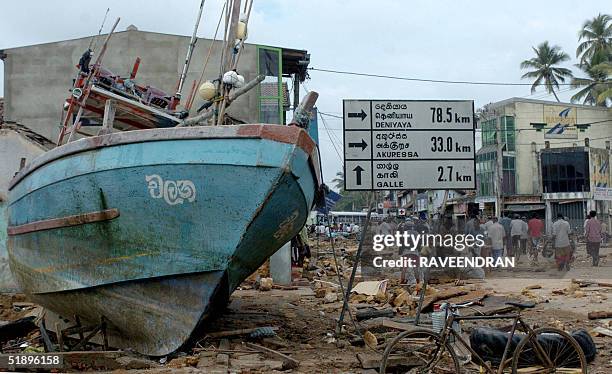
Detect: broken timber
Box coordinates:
(245, 342, 299, 370)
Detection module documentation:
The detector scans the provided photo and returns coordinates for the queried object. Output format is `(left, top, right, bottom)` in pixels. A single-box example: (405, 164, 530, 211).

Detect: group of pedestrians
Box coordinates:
(478, 213, 544, 262)
(484, 212, 580, 271)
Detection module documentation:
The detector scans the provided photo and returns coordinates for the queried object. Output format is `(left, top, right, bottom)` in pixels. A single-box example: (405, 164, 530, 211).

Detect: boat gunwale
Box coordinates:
(9, 124, 320, 191)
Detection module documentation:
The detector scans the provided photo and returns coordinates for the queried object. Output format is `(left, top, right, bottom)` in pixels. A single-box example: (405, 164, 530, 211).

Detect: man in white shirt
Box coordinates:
(552, 213, 572, 271)
(483, 216, 494, 232)
(487, 217, 505, 262)
(510, 214, 523, 258)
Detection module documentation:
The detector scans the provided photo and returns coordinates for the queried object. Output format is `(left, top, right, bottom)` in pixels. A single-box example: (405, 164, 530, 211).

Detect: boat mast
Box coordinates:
(175, 0, 207, 103)
(58, 17, 120, 145)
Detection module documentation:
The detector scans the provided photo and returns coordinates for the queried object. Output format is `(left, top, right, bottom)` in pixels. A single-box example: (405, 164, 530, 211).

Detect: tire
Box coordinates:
(380, 328, 461, 374)
(511, 327, 587, 373)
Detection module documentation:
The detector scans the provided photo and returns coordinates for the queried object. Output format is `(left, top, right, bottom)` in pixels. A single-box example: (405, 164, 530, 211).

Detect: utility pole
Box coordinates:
(495, 116, 503, 217)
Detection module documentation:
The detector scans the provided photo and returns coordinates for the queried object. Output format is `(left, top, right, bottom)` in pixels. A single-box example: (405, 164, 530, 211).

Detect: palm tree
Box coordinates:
(576, 13, 612, 66)
(593, 62, 612, 104)
(332, 170, 345, 191)
(571, 53, 612, 106)
(520, 41, 573, 102)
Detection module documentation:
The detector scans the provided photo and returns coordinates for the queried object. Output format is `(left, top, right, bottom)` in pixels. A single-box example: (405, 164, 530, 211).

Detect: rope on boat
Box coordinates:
(187, 0, 228, 110)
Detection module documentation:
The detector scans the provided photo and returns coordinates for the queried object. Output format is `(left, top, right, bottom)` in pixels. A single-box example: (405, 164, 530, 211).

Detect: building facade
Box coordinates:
(476, 97, 612, 229)
(1, 28, 309, 142)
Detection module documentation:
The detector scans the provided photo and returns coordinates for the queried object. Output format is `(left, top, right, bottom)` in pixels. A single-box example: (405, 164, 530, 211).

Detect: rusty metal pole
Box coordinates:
(335, 191, 375, 335)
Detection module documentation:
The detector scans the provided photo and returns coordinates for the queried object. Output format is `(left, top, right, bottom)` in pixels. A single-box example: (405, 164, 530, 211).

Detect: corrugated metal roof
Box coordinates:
(0, 122, 55, 150)
(476, 144, 497, 155)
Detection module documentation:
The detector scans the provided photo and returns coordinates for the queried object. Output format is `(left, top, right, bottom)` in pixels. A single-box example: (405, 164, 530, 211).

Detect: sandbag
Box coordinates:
(570, 329, 596, 362)
(469, 327, 596, 366)
(469, 327, 522, 365)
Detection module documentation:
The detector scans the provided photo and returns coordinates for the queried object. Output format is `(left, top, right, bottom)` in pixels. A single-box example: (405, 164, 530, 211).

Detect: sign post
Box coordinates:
(343, 100, 476, 191)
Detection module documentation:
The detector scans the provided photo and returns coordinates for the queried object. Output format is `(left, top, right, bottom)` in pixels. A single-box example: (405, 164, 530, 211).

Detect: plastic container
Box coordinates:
(432, 303, 447, 334)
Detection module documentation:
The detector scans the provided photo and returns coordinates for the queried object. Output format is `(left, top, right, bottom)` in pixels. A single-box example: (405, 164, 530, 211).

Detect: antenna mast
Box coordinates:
(176, 0, 207, 99)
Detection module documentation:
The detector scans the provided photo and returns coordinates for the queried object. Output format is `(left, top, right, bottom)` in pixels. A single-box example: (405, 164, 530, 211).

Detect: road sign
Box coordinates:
(343, 100, 476, 190)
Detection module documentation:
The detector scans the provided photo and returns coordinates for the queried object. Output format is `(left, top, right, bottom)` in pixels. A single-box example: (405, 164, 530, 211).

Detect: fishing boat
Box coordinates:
(6, 0, 322, 356)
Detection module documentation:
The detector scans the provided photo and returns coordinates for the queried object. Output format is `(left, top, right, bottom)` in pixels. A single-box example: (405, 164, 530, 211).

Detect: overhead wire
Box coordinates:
(308, 67, 612, 87)
(319, 111, 344, 162)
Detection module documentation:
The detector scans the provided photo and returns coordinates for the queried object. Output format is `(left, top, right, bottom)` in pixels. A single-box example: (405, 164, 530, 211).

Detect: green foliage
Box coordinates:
(520, 41, 573, 102)
(517, 14, 612, 106)
(571, 14, 612, 106)
(576, 13, 612, 66)
(570, 53, 611, 106)
(330, 170, 370, 211)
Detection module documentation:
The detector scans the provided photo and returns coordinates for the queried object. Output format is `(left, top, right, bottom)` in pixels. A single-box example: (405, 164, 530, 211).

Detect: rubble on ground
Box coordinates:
(1, 236, 611, 372)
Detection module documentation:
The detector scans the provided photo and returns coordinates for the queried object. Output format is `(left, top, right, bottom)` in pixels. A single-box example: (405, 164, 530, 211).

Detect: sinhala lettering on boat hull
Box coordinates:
(145, 174, 197, 205)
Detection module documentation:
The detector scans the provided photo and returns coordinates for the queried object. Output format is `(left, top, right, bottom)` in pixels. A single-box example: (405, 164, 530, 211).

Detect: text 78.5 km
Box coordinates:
(430, 107, 471, 124)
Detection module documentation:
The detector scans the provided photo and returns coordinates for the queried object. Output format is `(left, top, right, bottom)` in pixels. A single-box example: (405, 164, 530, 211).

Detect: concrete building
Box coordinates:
(540, 145, 611, 232)
(476, 97, 612, 228)
(1, 27, 310, 142)
(0, 122, 54, 291)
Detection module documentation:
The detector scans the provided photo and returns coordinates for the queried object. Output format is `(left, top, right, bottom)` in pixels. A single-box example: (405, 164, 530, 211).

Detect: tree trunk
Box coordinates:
(552, 89, 560, 102)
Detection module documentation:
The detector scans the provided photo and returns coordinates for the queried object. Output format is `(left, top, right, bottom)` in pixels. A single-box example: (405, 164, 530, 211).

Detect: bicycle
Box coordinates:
(379, 301, 587, 373)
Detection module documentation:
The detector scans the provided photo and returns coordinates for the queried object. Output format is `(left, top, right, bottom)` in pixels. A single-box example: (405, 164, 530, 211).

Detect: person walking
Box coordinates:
(510, 214, 523, 258)
(552, 213, 572, 271)
(487, 217, 505, 263)
(528, 214, 544, 260)
(499, 213, 512, 256)
(483, 215, 494, 233)
(584, 210, 602, 266)
(520, 216, 529, 255)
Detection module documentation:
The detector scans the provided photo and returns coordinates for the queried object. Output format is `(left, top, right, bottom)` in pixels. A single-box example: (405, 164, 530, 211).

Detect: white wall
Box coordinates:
(0, 128, 47, 291)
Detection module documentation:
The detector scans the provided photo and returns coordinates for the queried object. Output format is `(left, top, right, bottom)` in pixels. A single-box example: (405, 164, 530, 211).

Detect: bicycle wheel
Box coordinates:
(511, 327, 587, 373)
(380, 328, 461, 374)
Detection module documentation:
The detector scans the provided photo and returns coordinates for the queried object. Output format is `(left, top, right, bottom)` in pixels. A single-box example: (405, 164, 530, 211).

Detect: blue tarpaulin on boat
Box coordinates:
(318, 190, 341, 214)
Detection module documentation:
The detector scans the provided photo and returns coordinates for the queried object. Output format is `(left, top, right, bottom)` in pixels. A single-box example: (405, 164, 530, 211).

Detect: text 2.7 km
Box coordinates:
(437, 166, 472, 182)
(431, 107, 471, 124)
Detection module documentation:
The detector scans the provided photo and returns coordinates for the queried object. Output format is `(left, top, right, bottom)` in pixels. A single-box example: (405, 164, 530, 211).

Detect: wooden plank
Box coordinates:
(101, 99, 116, 132)
(245, 342, 299, 370)
(356, 308, 394, 321)
(357, 352, 420, 369)
(216, 339, 230, 367)
(588, 311, 612, 320)
(592, 327, 612, 337)
(7, 208, 119, 235)
(206, 326, 279, 338)
(381, 318, 415, 331)
(421, 289, 469, 311)
(573, 279, 612, 288)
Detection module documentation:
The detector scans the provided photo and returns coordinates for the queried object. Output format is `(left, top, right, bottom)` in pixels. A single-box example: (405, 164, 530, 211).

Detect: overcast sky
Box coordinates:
(1, 0, 609, 186)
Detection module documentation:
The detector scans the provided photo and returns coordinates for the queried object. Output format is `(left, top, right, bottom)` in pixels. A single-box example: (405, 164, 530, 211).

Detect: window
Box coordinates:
(541, 151, 590, 193)
(481, 119, 496, 146)
(257, 46, 283, 124)
(502, 116, 515, 151)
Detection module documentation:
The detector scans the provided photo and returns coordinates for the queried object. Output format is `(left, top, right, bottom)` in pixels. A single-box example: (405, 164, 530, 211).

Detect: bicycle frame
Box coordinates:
(435, 311, 555, 374)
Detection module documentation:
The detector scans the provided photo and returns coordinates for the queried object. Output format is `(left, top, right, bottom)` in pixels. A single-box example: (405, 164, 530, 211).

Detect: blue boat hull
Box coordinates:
(7, 125, 321, 355)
